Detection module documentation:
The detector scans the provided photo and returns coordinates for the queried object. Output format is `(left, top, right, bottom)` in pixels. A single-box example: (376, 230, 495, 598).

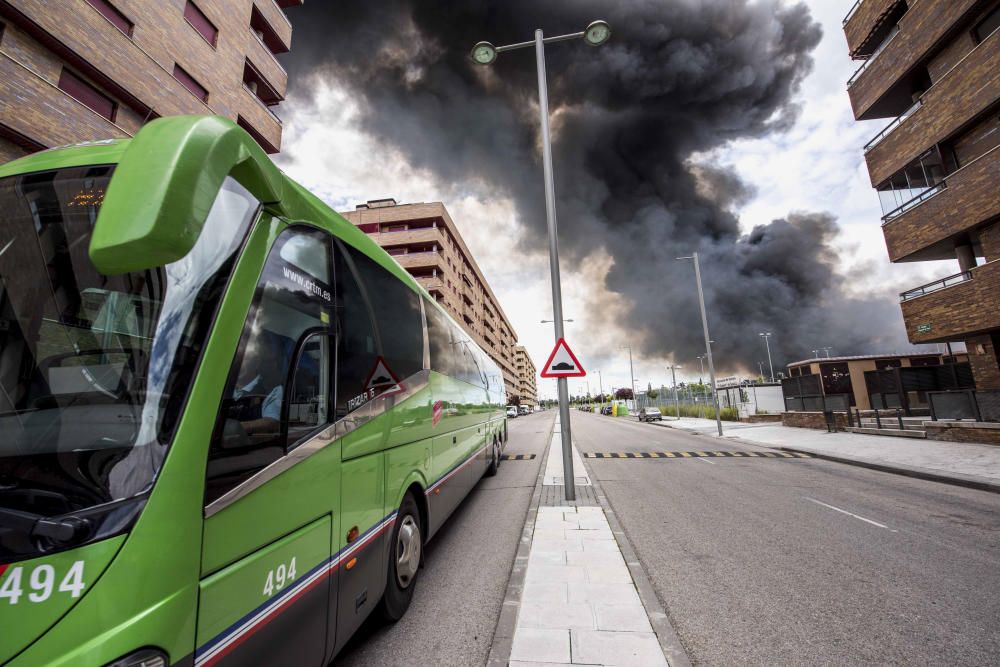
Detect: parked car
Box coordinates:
(638, 407, 662, 422)
(601, 405, 613, 415)
(506, 406, 518, 418)
(518, 405, 530, 416)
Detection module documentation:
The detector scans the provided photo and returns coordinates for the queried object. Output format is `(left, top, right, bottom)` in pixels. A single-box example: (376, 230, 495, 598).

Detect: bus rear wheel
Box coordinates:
(485, 437, 500, 477)
(380, 492, 421, 621)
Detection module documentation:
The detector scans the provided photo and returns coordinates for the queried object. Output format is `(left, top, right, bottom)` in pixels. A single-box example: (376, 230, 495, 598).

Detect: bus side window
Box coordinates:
(205, 227, 332, 506)
(286, 333, 331, 447)
(333, 243, 379, 420)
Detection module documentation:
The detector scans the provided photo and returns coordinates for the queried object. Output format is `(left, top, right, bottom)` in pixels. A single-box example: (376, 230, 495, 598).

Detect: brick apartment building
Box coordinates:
(843, 0, 1000, 418)
(0, 0, 300, 163)
(515, 345, 538, 408)
(340, 199, 521, 398)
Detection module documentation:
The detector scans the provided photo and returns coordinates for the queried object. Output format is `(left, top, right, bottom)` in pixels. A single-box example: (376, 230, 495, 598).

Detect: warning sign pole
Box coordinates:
(536, 33, 576, 501)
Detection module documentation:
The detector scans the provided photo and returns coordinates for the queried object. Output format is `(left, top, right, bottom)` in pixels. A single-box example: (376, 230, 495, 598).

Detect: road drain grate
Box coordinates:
(584, 451, 811, 459)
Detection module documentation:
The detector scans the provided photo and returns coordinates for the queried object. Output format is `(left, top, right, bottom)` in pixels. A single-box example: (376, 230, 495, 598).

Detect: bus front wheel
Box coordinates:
(381, 492, 421, 621)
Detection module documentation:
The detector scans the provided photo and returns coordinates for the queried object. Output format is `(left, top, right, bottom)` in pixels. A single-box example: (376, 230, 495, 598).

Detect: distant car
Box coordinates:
(506, 406, 518, 418)
(638, 407, 662, 422)
(601, 405, 613, 415)
(518, 405, 530, 416)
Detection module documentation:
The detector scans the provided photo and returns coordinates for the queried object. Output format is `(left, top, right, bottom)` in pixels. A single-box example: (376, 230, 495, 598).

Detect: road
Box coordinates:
(334, 411, 553, 666)
(572, 410, 1000, 666)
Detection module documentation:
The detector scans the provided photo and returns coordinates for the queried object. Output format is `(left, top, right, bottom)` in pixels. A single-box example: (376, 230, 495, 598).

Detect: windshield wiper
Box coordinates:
(0, 507, 90, 544)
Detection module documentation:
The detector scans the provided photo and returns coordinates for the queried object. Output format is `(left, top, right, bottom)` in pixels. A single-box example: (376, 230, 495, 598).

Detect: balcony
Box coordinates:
(883, 147, 1000, 262)
(848, 0, 981, 120)
(865, 29, 1000, 186)
(844, 0, 902, 57)
(394, 250, 443, 271)
(252, 1, 292, 52)
(246, 38, 287, 99)
(901, 260, 1000, 342)
(237, 86, 282, 151)
(0, 52, 127, 146)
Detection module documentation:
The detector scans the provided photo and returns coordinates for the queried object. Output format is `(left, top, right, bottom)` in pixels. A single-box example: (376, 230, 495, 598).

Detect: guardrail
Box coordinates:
(864, 98, 922, 152)
(843, 0, 864, 25)
(899, 270, 971, 301)
(847, 25, 900, 87)
(881, 182, 946, 224)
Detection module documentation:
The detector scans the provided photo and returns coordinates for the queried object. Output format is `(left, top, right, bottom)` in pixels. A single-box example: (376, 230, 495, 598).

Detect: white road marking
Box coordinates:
(804, 497, 896, 532)
(0, 239, 13, 258)
(697, 456, 715, 465)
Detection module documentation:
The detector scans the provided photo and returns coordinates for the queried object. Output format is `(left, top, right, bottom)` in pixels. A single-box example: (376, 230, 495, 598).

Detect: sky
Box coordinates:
(273, 1, 959, 400)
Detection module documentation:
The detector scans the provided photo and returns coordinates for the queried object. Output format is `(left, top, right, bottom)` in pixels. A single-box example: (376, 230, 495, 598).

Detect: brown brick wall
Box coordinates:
(0, 134, 26, 163)
(848, 0, 981, 119)
(980, 221, 1000, 261)
(902, 259, 1000, 343)
(864, 28, 999, 186)
(844, 0, 899, 57)
(1, 0, 290, 152)
(966, 333, 1000, 391)
(925, 421, 1000, 443)
(781, 411, 849, 430)
(926, 27, 977, 83)
(882, 146, 1000, 261)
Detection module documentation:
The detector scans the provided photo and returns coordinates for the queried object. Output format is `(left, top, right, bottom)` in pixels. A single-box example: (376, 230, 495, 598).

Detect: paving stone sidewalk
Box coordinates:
(652, 417, 1000, 489)
(509, 424, 669, 666)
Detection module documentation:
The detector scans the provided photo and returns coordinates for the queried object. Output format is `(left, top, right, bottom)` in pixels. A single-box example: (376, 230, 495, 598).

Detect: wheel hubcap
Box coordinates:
(395, 515, 421, 588)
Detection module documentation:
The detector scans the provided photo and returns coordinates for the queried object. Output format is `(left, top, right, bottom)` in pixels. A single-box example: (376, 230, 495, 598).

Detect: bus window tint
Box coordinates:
(206, 227, 332, 505)
(343, 245, 423, 381)
(333, 242, 379, 419)
(425, 302, 458, 377)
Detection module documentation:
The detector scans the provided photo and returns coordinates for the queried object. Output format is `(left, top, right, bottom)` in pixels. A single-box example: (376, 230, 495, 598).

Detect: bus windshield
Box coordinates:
(0, 166, 258, 560)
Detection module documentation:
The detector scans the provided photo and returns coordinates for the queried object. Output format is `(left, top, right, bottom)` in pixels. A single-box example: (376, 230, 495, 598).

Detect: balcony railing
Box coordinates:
(864, 98, 922, 152)
(847, 24, 899, 87)
(881, 182, 945, 224)
(899, 271, 972, 301)
(843, 0, 864, 25)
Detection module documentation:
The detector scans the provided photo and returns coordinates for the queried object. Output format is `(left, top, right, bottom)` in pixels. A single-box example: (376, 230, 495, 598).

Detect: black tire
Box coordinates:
(485, 437, 500, 477)
(380, 493, 422, 622)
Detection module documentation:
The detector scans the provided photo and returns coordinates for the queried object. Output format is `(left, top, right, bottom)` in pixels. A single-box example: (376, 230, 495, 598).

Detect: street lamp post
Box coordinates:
(677, 252, 723, 436)
(668, 364, 682, 419)
(620, 344, 637, 412)
(472, 20, 611, 502)
(595, 369, 604, 406)
(759, 332, 774, 383)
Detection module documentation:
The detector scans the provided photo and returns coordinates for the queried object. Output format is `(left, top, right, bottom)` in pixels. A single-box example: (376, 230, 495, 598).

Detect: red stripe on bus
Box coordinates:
(0, 564, 7, 579)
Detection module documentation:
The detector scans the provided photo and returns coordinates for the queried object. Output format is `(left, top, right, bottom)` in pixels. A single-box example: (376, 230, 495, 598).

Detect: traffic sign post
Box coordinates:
(541, 338, 586, 378)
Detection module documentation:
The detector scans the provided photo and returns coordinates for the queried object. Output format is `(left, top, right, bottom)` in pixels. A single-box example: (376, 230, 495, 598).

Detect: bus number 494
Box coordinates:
(0, 561, 86, 604)
(262, 557, 297, 598)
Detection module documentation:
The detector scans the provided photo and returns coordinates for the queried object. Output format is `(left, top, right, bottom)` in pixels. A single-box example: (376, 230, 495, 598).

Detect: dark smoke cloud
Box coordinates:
(281, 0, 908, 371)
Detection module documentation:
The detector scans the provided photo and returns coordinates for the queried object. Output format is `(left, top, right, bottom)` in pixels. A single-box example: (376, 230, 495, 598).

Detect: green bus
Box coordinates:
(0, 116, 507, 667)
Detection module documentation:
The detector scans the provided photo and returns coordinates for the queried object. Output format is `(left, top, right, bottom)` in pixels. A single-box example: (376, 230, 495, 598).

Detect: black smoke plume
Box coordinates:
(280, 0, 908, 371)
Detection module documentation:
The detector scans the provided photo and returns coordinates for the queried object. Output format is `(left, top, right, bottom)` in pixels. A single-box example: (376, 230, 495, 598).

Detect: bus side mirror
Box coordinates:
(90, 115, 285, 274)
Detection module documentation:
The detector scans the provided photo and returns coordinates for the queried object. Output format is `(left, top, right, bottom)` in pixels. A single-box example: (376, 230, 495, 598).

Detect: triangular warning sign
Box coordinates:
(540, 338, 586, 378)
(364, 356, 405, 397)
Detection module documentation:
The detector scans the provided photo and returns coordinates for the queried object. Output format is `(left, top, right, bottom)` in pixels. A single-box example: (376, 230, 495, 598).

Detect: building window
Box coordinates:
(173, 64, 208, 102)
(58, 69, 116, 121)
(243, 59, 281, 104)
(972, 6, 1000, 44)
(184, 1, 218, 47)
(85, 0, 133, 37)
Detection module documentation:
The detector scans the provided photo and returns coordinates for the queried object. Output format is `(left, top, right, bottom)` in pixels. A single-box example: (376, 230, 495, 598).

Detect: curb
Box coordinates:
(655, 420, 1000, 495)
(485, 416, 554, 666)
(579, 446, 693, 667)
(774, 445, 1000, 495)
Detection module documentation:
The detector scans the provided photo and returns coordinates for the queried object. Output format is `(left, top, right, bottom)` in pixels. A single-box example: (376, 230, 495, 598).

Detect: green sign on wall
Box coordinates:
(917, 324, 932, 333)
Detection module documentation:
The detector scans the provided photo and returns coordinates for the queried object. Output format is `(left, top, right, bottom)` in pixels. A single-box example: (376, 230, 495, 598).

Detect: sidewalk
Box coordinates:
(652, 417, 1000, 491)
(507, 420, 677, 666)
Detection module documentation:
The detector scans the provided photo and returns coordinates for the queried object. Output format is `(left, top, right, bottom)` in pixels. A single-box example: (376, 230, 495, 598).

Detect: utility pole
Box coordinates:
(759, 332, 774, 383)
(677, 252, 723, 436)
(668, 364, 682, 419)
(621, 344, 637, 411)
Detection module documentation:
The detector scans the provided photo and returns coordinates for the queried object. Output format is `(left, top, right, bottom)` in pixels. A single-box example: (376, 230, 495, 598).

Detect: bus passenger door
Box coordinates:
(196, 227, 339, 666)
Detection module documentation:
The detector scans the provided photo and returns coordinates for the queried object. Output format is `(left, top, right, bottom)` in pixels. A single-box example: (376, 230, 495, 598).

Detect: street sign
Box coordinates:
(917, 324, 932, 333)
(540, 338, 586, 378)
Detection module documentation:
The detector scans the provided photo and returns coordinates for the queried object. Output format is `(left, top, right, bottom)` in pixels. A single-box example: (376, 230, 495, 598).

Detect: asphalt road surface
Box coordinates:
(334, 411, 554, 666)
(572, 410, 1000, 666)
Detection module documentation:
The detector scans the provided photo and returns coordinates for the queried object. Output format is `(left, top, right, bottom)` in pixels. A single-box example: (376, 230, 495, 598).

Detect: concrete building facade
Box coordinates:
(842, 0, 1000, 417)
(514, 345, 537, 408)
(0, 0, 300, 163)
(340, 199, 520, 398)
